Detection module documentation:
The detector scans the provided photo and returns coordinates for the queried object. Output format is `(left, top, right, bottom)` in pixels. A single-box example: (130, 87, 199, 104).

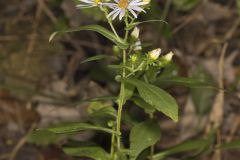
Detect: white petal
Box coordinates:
(107, 8, 120, 18)
(129, 6, 145, 12)
(103, 3, 118, 8)
(128, 8, 138, 18)
(119, 9, 125, 20)
(79, 0, 94, 4)
(112, 9, 121, 20)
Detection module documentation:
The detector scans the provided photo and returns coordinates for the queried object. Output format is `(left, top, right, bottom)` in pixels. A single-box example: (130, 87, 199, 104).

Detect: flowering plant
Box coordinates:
(48, 0, 179, 159)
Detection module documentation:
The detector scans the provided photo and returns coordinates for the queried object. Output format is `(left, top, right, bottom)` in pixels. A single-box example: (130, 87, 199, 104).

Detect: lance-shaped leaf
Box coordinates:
(219, 139, 240, 150)
(80, 55, 109, 64)
(152, 139, 209, 160)
(64, 146, 110, 160)
(130, 120, 161, 160)
(44, 122, 117, 135)
(155, 76, 216, 89)
(49, 25, 128, 49)
(126, 78, 179, 122)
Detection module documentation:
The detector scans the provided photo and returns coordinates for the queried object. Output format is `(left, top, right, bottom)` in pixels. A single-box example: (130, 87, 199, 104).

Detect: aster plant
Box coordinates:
(47, 0, 179, 159)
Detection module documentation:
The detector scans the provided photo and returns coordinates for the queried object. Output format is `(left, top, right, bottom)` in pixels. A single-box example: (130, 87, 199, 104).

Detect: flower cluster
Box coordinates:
(77, 0, 149, 20)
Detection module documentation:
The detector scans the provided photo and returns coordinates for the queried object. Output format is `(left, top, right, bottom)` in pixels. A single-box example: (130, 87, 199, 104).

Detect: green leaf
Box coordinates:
(27, 130, 61, 145)
(155, 76, 216, 89)
(69, 96, 117, 106)
(219, 140, 240, 150)
(88, 102, 116, 119)
(130, 120, 161, 160)
(64, 146, 110, 160)
(45, 122, 117, 135)
(132, 96, 156, 114)
(126, 78, 179, 122)
(122, 82, 135, 105)
(49, 25, 128, 49)
(80, 55, 109, 64)
(152, 139, 209, 160)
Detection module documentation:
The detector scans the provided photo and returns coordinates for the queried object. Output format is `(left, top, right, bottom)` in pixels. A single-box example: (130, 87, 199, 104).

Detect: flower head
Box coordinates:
(76, 0, 102, 8)
(106, 0, 148, 20)
(148, 48, 161, 60)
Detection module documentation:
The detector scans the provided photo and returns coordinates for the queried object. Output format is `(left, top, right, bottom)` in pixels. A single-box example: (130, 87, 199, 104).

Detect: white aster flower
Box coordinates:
(76, 0, 102, 8)
(105, 0, 148, 20)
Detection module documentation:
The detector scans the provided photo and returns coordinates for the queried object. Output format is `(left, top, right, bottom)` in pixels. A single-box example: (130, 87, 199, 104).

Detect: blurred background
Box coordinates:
(0, 0, 239, 159)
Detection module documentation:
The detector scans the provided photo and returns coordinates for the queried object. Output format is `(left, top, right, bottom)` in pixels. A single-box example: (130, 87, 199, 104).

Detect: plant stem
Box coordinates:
(124, 18, 129, 41)
(109, 20, 121, 40)
(110, 125, 116, 160)
(116, 50, 127, 152)
(102, 9, 121, 40)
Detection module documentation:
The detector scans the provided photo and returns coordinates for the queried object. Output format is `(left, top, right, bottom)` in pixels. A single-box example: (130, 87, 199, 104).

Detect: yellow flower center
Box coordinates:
(95, 0, 101, 4)
(118, 0, 128, 8)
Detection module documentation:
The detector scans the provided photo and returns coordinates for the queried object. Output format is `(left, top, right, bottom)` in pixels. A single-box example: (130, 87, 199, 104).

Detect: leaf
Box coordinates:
(126, 78, 179, 122)
(152, 139, 209, 160)
(122, 82, 135, 105)
(80, 55, 109, 64)
(219, 140, 240, 150)
(64, 146, 110, 160)
(132, 96, 156, 114)
(70, 96, 117, 105)
(88, 102, 116, 119)
(49, 25, 128, 49)
(130, 120, 161, 160)
(45, 122, 117, 135)
(155, 76, 216, 89)
(27, 130, 61, 145)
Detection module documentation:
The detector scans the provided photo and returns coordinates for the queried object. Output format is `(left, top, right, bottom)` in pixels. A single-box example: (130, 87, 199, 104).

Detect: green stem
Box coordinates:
(109, 20, 121, 40)
(102, 8, 121, 40)
(116, 50, 127, 152)
(124, 17, 129, 41)
(110, 125, 116, 160)
(149, 113, 154, 160)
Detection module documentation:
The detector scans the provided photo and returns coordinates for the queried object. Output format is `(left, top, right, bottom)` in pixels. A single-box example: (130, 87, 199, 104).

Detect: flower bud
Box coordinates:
(164, 51, 174, 62)
(131, 27, 140, 39)
(133, 41, 142, 51)
(148, 48, 161, 60)
(113, 45, 120, 55)
(130, 54, 138, 63)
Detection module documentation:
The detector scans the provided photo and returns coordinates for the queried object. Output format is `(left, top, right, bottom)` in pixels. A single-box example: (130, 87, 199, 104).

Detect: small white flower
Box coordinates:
(105, 0, 148, 20)
(76, 0, 102, 8)
(131, 27, 140, 39)
(148, 48, 161, 60)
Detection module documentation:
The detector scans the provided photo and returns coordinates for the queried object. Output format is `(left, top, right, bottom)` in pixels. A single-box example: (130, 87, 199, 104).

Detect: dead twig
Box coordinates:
(209, 43, 228, 160)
